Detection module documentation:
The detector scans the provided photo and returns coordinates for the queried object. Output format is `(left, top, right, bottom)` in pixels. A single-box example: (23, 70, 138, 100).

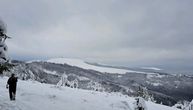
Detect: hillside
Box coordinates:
(7, 58, 193, 106)
(0, 77, 179, 110)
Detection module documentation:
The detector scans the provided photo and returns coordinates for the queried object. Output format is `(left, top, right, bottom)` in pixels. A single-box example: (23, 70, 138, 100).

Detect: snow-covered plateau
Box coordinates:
(47, 58, 143, 74)
(0, 77, 179, 110)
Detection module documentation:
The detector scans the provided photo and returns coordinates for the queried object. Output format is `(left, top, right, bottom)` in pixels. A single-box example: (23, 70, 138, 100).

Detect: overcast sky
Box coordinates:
(0, 0, 193, 72)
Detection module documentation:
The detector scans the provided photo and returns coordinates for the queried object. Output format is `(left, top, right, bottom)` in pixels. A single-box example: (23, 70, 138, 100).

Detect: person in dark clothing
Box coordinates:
(6, 74, 18, 100)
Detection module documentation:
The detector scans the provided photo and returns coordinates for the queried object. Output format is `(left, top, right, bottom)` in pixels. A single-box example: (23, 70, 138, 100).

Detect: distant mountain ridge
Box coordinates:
(47, 58, 142, 74)
(85, 61, 164, 73)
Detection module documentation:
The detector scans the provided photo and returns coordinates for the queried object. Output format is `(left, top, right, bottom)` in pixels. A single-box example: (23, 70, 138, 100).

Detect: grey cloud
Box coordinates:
(0, 0, 193, 72)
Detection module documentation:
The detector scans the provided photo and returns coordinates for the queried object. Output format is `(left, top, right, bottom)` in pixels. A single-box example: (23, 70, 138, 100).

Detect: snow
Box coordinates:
(146, 73, 165, 79)
(151, 82, 162, 86)
(141, 67, 162, 71)
(134, 97, 147, 110)
(77, 76, 90, 81)
(0, 41, 9, 63)
(146, 81, 163, 86)
(43, 69, 57, 75)
(184, 100, 193, 110)
(0, 76, 179, 110)
(26, 60, 42, 63)
(46, 58, 142, 74)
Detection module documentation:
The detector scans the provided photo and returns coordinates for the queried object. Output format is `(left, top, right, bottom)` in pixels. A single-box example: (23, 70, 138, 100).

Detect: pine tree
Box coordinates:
(0, 62, 15, 74)
(137, 86, 154, 102)
(0, 19, 14, 75)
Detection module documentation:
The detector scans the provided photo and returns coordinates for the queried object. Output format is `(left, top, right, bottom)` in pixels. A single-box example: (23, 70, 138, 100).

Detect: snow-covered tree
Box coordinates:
(137, 86, 154, 102)
(184, 100, 193, 110)
(173, 103, 184, 109)
(173, 100, 190, 109)
(87, 81, 104, 92)
(57, 74, 79, 88)
(68, 79, 78, 88)
(133, 97, 147, 110)
(0, 19, 14, 75)
(56, 74, 68, 87)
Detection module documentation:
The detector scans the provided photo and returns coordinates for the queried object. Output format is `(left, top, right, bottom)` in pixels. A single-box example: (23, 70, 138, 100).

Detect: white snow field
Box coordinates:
(141, 67, 162, 71)
(0, 77, 179, 110)
(47, 58, 142, 74)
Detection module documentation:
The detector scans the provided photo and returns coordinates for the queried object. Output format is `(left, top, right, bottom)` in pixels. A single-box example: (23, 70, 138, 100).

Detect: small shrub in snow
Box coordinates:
(184, 100, 193, 110)
(173, 100, 190, 110)
(133, 97, 147, 110)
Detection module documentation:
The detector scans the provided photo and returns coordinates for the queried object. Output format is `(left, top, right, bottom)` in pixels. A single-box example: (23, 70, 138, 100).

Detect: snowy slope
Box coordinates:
(141, 67, 162, 71)
(0, 77, 179, 110)
(47, 58, 142, 74)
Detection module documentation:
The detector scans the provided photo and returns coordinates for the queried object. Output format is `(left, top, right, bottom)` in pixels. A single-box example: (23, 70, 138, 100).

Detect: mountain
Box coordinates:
(4, 58, 193, 106)
(47, 58, 143, 74)
(0, 77, 179, 110)
(85, 61, 164, 73)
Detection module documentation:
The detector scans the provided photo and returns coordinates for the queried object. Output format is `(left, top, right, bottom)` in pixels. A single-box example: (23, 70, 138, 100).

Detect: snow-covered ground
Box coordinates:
(141, 67, 162, 71)
(47, 58, 142, 74)
(0, 77, 179, 110)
